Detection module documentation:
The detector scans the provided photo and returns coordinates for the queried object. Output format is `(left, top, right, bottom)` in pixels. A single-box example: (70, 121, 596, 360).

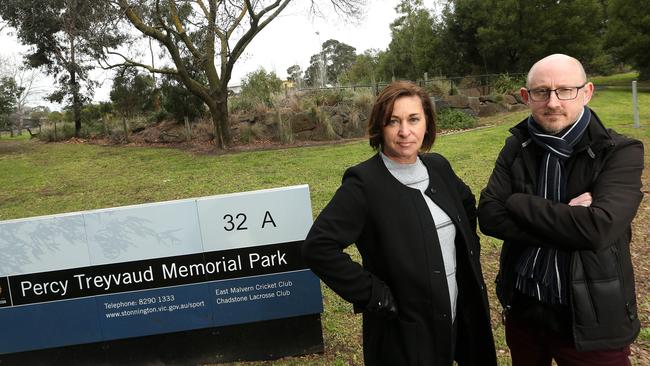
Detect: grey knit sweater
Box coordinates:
(380, 153, 458, 321)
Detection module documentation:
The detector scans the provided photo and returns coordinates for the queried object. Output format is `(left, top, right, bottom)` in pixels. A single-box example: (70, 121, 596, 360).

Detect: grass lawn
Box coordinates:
(1, 88, 649, 365)
(591, 71, 650, 87)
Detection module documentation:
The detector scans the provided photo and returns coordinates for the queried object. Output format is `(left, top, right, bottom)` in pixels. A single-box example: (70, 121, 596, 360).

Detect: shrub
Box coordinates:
(492, 73, 525, 95)
(309, 89, 355, 107)
(160, 75, 205, 123)
(352, 89, 374, 113)
(458, 76, 480, 89)
(276, 110, 293, 144)
(240, 68, 283, 107)
(238, 122, 253, 143)
(587, 54, 617, 76)
(309, 106, 337, 140)
(229, 95, 254, 114)
(426, 79, 452, 98)
(436, 108, 477, 131)
(149, 109, 168, 123)
(39, 122, 77, 142)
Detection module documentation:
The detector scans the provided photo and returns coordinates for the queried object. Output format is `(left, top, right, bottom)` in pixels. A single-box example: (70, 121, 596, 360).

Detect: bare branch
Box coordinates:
(323, 0, 364, 18)
(194, 0, 210, 17)
(99, 50, 178, 75)
(228, 0, 290, 73)
(167, 0, 203, 59)
(225, 2, 247, 39)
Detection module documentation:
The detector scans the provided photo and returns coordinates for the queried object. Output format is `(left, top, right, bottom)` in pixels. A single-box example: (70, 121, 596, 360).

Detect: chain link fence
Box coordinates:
(295, 73, 528, 98)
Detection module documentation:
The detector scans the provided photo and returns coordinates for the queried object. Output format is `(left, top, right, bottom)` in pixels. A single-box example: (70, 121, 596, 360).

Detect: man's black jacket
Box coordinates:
(478, 109, 644, 351)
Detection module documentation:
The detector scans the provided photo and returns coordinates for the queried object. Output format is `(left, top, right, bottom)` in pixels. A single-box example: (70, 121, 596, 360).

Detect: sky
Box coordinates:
(0, 0, 438, 111)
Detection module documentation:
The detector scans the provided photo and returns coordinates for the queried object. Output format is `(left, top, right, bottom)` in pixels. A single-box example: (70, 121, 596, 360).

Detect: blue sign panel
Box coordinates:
(0, 185, 323, 355)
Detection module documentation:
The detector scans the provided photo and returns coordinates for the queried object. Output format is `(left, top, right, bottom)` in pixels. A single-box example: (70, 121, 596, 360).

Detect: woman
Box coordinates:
(302, 81, 496, 366)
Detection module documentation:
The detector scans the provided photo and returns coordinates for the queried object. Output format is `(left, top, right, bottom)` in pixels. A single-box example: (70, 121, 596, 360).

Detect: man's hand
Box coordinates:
(568, 192, 592, 207)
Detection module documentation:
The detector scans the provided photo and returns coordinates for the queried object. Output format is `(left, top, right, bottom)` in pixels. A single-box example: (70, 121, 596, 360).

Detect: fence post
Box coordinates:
(184, 116, 192, 141)
(633, 80, 640, 128)
(102, 117, 108, 137)
(122, 116, 129, 143)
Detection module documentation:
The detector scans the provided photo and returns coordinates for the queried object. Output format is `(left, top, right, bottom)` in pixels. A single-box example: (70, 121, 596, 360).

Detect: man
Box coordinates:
(478, 53, 644, 365)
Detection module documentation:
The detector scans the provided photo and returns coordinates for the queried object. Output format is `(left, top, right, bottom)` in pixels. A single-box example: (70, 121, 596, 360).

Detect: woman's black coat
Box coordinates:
(303, 153, 497, 366)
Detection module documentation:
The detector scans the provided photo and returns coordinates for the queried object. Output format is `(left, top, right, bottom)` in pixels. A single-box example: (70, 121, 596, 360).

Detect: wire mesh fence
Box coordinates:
(294, 73, 528, 98)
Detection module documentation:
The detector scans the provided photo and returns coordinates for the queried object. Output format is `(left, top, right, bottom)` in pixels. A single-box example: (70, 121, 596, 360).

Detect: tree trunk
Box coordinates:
(69, 31, 82, 137)
(207, 90, 231, 149)
(72, 76, 82, 137)
(207, 101, 224, 149)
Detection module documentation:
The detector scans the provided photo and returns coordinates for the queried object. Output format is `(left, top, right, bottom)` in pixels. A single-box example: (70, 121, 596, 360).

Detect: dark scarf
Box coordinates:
(514, 106, 591, 305)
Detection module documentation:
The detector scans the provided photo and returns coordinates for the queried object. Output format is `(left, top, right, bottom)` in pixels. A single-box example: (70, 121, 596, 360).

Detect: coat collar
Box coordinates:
(370, 152, 459, 219)
(510, 107, 615, 154)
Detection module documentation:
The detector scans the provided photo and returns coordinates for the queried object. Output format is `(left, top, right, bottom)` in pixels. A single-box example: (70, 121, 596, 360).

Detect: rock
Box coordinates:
(444, 94, 470, 108)
(330, 115, 345, 137)
(294, 130, 313, 140)
(468, 97, 481, 115)
(460, 108, 478, 117)
(478, 102, 498, 117)
(503, 95, 517, 105)
(290, 112, 317, 132)
(237, 115, 255, 124)
(434, 99, 450, 111)
(496, 102, 510, 113)
(460, 88, 481, 97)
(480, 95, 499, 103)
(508, 104, 529, 112)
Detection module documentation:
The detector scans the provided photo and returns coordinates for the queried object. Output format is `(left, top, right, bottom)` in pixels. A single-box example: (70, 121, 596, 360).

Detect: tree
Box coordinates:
(0, 55, 47, 115)
(160, 75, 206, 124)
(0, 76, 22, 130)
(0, 0, 124, 137)
(107, 0, 364, 149)
(304, 54, 324, 87)
(305, 39, 356, 86)
(286, 64, 303, 87)
(440, 0, 492, 75)
(240, 68, 283, 107)
(110, 69, 154, 142)
(441, 0, 606, 74)
(606, 0, 650, 80)
(339, 49, 380, 84)
(0, 77, 22, 115)
(382, 0, 443, 80)
(110, 69, 155, 118)
(479, 0, 604, 73)
(322, 39, 356, 84)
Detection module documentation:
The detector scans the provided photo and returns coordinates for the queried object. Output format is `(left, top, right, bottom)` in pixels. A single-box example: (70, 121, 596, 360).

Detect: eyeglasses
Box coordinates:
(527, 83, 587, 102)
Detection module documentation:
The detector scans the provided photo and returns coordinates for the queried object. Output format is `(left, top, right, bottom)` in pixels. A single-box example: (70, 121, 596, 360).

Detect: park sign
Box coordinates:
(0, 185, 324, 363)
